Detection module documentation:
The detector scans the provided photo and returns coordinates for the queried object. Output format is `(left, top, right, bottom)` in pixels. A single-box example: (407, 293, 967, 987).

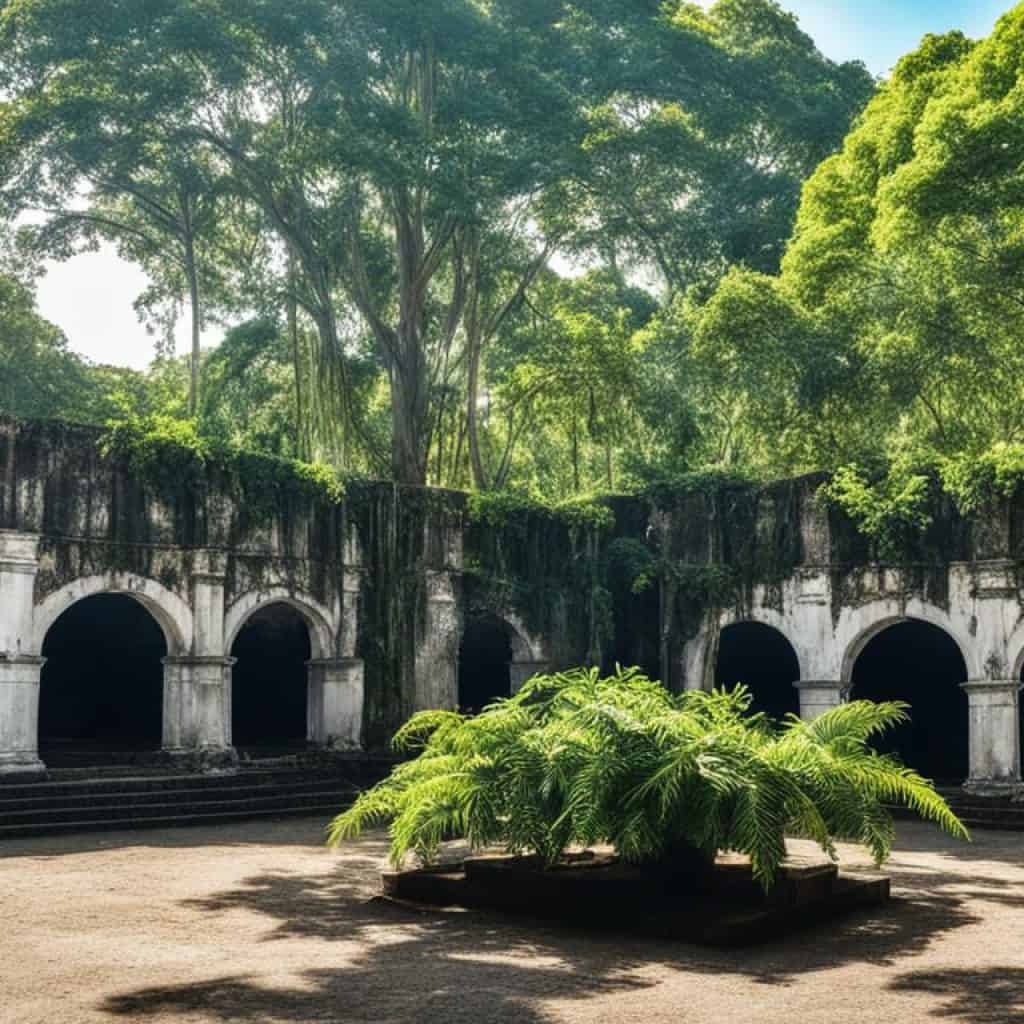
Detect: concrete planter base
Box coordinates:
(381, 850, 890, 947)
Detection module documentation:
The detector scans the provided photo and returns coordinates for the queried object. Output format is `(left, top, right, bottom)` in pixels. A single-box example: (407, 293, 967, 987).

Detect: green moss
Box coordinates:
(463, 492, 616, 667)
(101, 415, 346, 518)
(466, 490, 615, 532)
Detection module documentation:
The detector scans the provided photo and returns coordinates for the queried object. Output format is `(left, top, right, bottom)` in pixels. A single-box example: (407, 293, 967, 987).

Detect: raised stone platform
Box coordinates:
(0, 755, 395, 838)
(381, 848, 890, 947)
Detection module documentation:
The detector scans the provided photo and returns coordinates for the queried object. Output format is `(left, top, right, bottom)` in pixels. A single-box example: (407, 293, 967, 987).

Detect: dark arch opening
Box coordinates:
(851, 620, 968, 783)
(459, 616, 513, 714)
(39, 594, 166, 764)
(230, 603, 311, 750)
(715, 622, 801, 721)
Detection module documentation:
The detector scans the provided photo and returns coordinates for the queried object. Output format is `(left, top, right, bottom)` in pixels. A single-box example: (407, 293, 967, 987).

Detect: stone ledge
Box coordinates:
(381, 850, 890, 947)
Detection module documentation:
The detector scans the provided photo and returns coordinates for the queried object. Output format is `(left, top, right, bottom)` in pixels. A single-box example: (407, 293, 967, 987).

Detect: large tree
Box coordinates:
(0, 273, 94, 420)
(693, 10, 1024, 478)
(0, 80, 225, 416)
(1, 0, 596, 483)
(568, 0, 875, 297)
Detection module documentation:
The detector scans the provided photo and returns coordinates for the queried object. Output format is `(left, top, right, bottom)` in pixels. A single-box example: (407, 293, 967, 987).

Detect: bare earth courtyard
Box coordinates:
(3, 819, 1023, 1024)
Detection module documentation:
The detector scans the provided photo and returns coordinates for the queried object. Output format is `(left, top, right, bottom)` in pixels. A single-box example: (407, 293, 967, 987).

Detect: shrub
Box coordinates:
(328, 667, 966, 889)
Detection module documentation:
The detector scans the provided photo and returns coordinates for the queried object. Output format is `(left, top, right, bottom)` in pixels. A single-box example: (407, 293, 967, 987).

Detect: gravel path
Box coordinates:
(3, 817, 1023, 1024)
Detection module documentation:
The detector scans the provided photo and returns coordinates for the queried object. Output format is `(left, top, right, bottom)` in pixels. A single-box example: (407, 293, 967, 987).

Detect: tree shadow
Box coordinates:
(96, 824, 997, 1020)
(888, 968, 1024, 1022)
(104, 897, 659, 1023)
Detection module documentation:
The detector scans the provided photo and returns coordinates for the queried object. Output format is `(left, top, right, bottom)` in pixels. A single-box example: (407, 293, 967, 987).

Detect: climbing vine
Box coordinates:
(466, 490, 615, 532)
(820, 447, 1024, 562)
(463, 491, 617, 666)
(101, 414, 346, 515)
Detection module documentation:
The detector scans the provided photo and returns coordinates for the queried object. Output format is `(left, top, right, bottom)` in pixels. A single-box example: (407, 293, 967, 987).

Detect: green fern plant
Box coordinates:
(327, 667, 967, 889)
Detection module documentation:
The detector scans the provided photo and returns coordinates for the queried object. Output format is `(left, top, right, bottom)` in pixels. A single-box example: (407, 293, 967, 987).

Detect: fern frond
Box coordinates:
(327, 667, 967, 889)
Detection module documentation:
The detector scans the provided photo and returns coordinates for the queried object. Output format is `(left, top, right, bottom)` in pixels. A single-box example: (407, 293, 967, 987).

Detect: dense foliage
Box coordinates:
(0, 0, 872, 495)
(328, 667, 966, 888)
(695, 6, 1024, 516)
(3, 0, 1022, 553)
(100, 413, 346, 509)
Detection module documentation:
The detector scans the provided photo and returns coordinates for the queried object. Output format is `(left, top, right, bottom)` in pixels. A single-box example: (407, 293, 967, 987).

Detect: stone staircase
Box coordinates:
(937, 787, 1024, 831)
(0, 759, 388, 840)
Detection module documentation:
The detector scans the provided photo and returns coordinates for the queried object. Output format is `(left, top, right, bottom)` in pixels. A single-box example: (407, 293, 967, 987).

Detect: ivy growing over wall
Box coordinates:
(820, 449, 1014, 564)
(101, 415, 346, 516)
(463, 491, 617, 668)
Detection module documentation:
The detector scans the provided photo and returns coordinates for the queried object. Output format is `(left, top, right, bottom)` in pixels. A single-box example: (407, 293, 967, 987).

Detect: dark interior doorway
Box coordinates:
(851, 619, 968, 783)
(715, 622, 801, 722)
(459, 617, 513, 714)
(231, 603, 311, 749)
(39, 594, 165, 762)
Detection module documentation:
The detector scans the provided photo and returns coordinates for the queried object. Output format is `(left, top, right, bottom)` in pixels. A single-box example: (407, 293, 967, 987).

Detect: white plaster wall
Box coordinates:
(682, 565, 1024, 690)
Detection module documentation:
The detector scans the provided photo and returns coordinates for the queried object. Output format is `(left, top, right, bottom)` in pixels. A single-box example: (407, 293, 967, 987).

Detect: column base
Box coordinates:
(160, 746, 239, 775)
(163, 656, 234, 752)
(308, 658, 364, 750)
(0, 654, 46, 780)
(961, 680, 1022, 787)
(794, 681, 849, 721)
(0, 753, 47, 781)
(962, 780, 1023, 799)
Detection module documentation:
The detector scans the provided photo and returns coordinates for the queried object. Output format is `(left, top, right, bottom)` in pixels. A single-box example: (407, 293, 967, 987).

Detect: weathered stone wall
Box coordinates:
(3, 417, 1024, 789)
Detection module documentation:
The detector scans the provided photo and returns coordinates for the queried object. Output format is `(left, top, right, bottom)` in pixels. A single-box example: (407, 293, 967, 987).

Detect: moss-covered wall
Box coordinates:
(4, 416, 1020, 743)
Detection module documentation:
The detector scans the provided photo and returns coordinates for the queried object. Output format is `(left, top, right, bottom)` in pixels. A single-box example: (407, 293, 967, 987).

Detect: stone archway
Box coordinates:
(847, 617, 969, 783)
(33, 573, 192, 657)
(458, 613, 548, 714)
(223, 590, 362, 752)
(38, 593, 168, 766)
(223, 590, 334, 662)
(229, 602, 313, 750)
(715, 621, 801, 721)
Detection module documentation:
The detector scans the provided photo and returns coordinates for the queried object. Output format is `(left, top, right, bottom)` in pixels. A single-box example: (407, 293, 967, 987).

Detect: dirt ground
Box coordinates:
(3, 817, 1023, 1024)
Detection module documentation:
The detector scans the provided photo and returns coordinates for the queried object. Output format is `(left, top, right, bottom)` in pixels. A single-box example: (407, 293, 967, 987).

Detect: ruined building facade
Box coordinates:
(1, 418, 1022, 792)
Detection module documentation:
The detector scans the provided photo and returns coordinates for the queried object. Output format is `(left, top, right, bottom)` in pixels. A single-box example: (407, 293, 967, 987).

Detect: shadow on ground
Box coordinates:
(889, 967, 1024, 1022)
(97, 824, 1017, 1022)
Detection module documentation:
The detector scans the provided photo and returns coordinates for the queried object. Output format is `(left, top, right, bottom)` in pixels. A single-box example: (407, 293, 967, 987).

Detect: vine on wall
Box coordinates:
(101, 415, 346, 517)
(463, 492, 617, 668)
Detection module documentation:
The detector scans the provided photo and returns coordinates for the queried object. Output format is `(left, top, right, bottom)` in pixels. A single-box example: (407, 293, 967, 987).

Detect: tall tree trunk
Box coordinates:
(286, 249, 307, 460)
(386, 311, 430, 485)
(389, 363, 429, 485)
(466, 334, 489, 491)
(184, 230, 201, 418)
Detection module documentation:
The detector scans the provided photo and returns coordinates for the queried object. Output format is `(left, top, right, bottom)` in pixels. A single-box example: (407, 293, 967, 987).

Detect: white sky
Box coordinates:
(32, 0, 1010, 371)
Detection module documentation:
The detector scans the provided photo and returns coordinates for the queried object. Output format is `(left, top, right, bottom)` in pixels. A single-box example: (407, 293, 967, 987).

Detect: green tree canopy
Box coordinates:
(693, 8, 1024, 487)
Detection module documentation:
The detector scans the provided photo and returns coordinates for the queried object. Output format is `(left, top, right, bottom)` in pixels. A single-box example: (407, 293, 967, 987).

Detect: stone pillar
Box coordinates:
(0, 531, 39, 658)
(160, 554, 235, 769)
(0, 531, 45, 777)
(339, 569, 363, 666)
(961, 680, 1021, 791)
(0, 656, 46, 777)
(308, 567, 367, 750)
(510, 660, 549, 694)
(162, 656, 236, 767)
(414, 570, 460, 711)
(191, 554, 227, 661)
(794, 681, 848, 722)
(307, 658, 364, 749)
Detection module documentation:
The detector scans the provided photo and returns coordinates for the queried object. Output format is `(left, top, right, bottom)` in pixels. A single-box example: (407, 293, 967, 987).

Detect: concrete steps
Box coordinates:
(0, 763, 378, 840)
(937, 789, 1024, 831)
